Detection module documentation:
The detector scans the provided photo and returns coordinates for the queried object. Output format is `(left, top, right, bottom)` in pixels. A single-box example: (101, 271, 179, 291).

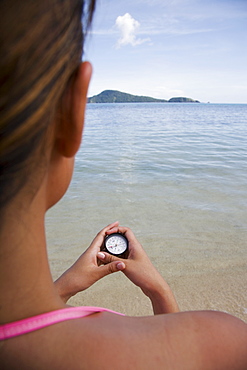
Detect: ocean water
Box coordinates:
(46, 103, 247, 320)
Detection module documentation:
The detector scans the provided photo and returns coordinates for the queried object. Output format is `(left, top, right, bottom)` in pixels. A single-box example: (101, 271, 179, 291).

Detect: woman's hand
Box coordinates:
(97, 226, 179, 314)
(54, 222, 126, 303)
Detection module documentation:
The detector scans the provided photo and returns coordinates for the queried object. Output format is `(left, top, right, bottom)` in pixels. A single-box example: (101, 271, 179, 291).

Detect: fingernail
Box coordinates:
(117, 262, 125, 270)
(97, 252, 105, 259)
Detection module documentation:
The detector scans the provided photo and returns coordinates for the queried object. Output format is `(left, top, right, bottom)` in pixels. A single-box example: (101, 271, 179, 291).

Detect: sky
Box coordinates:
(84, 0, 247, 103)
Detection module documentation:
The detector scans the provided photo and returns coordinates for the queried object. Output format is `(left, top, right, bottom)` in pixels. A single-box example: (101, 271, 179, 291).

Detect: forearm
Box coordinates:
(142, 280, 179, 315)
(54, 269, 78, 303)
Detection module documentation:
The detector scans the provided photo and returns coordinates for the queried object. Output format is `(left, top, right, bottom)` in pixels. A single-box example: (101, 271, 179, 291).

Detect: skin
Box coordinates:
(0, 62, 247, 369)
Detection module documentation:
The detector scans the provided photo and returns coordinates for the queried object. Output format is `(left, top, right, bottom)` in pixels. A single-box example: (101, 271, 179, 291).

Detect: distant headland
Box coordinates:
(88, 90, 200, 104)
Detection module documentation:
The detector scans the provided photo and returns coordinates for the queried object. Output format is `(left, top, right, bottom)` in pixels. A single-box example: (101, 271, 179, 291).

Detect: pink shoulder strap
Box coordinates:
(0, 306, 124, 340)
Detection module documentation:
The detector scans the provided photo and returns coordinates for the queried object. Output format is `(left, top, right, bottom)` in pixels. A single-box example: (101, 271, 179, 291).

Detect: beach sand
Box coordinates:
(49, 250, 247, 323)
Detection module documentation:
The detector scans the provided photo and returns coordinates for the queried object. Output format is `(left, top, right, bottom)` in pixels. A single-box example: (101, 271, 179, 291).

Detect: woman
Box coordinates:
(0, 1, 246, 368)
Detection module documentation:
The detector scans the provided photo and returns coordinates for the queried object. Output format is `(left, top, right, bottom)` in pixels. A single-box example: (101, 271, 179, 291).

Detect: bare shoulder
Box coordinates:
(78, 310, 247, 369)
(1, 310, 247, 369)
(58, 310, 247, 369)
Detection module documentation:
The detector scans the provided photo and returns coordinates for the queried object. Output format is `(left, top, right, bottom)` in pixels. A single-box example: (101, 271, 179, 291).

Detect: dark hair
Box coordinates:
(0, 0, 96, 209)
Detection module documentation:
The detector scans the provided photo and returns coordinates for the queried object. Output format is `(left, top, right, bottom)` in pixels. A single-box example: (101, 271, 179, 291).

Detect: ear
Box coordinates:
(57, 61, 92, 158)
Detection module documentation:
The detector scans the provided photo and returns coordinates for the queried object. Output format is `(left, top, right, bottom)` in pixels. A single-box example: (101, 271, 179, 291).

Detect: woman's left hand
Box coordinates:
(54, 222, 126, 303)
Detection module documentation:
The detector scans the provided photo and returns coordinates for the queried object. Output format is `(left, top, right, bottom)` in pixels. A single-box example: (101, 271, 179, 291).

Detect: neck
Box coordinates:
(0, 189, 64, 324)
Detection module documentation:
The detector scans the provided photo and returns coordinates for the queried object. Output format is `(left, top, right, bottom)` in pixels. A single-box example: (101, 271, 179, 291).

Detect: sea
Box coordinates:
(46, 103, 247, 321)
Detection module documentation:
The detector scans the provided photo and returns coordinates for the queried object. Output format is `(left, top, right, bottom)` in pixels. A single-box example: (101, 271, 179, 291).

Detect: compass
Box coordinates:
(103, 233, 128, 258)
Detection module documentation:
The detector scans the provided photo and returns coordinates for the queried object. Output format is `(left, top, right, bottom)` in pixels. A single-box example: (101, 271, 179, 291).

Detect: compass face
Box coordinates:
(104, 233, 128, 256)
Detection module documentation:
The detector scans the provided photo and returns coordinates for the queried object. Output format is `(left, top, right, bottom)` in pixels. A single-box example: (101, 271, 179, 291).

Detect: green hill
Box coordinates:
(88, 90, 200, 104)
(88, 90, 167, 103)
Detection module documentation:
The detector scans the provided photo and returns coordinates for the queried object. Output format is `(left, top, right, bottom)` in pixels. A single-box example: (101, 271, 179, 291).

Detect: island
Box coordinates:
(87, 90, 200, 104)
(168, 97, 200, 103)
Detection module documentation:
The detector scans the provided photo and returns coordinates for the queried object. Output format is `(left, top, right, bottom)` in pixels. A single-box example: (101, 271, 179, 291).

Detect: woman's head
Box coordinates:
(0, 0, 96, 211)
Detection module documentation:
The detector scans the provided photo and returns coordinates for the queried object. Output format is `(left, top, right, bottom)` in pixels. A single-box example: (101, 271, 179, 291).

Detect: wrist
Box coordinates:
(142, 281, 169, 301)
(142, 281, 179, 315)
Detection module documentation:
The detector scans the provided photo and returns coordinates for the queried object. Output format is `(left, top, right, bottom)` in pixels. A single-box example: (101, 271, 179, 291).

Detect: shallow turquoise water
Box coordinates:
(46, 103, 247, 319)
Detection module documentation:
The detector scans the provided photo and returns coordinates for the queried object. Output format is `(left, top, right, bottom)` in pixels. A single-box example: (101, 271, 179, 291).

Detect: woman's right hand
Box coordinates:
(97, 226, 179, 314)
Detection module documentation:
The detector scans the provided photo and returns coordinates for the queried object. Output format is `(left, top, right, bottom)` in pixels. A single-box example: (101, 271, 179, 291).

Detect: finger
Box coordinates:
(118, 227, 143, 248)
(105, 226, 136, 242)
(113, 227, 146, 261)
(103, 221, 119, 233)
(88, 222, 120, 251)
(105, 226, 120, 235)
(96, 221, 120, 239)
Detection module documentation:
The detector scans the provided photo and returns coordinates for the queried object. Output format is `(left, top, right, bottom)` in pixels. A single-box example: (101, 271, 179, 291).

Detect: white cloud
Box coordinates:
(115, 13, 150, 48)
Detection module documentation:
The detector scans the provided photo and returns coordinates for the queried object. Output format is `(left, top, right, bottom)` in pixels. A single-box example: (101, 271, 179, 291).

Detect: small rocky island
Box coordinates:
(88, 90, 200, 103)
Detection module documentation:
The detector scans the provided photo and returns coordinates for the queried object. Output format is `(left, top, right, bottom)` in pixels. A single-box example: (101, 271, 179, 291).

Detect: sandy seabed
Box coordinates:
(69, 270, 247, 322)
(50, 248, 247, 323)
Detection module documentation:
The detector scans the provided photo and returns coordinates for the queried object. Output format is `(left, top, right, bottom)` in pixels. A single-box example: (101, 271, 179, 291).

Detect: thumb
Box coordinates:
(99, 261, 126, 278)
(97, 252, 126, 276)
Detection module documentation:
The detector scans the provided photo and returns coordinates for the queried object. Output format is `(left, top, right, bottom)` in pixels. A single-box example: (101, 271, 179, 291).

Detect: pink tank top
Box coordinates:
(0, 306, 124, 340)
